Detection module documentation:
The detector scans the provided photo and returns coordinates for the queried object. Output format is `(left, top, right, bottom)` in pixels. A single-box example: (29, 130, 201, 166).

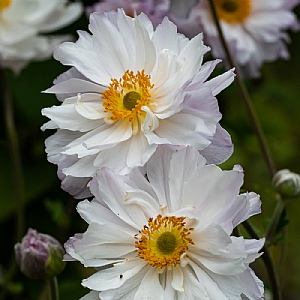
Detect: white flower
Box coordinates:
(65, 146, 264, 300)
(86, 0, 169, 28)
(0, 0, 83, 73)
(185, 0, 300, 77)
(41, 9, 234, 198)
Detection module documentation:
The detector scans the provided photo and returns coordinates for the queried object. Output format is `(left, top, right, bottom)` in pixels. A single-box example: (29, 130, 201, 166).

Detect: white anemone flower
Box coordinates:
(65, 146, 264, 300)
(42, 9, 234, 198)
(0, 0, 83, 73)
(188, 0, 300, 77)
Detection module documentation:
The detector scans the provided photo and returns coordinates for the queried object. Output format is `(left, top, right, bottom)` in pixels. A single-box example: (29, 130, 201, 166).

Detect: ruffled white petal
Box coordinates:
(82, 259, 147, 291)
(133, 267, 164, 300)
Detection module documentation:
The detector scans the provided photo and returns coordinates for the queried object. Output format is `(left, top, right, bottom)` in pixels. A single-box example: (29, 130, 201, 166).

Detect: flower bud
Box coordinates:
(15, 228, 66, 279)
(272, 169, 300, 198)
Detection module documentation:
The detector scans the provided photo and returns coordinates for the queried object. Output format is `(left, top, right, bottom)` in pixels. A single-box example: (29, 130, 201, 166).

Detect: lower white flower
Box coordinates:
(65, 146, 264, 300)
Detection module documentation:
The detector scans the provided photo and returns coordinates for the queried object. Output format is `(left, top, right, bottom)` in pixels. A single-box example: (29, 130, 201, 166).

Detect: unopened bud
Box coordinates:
(15, 228, 66, 279)
(272, 169, 300, 198)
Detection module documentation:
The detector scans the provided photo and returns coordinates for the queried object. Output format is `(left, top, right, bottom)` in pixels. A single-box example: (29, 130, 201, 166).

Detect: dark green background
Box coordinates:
(1, 2, 300, 299)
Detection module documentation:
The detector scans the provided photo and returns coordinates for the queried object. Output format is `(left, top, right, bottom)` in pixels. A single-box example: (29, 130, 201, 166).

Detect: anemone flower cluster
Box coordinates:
(0, 0, 82, 73)
(41, 8, 265, 299)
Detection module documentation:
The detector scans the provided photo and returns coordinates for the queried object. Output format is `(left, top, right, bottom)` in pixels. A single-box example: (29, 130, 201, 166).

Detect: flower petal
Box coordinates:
(82, 259, 147, 291)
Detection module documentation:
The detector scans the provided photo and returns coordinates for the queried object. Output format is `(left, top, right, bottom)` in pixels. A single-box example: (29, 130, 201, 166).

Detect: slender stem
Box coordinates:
(47, 277, 59, 300)
(207, 0, 277, 179)
(0, 69, 25, 242)
(207, 1, 283, 299)
(243, 221, 281, 300)
(0, 69, 25, 300)
(266, 196, 286, 242)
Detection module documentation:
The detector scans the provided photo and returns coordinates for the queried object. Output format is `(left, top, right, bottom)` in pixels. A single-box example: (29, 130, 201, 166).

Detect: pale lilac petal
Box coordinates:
(42, 96, 101, 132)
(91, 168, 145, 229)
(205, 267, 264, 300)
(125, 129, 157, 169)
(54, 41, 112, 84)
(133, 267, 164, 300)
(149, 113, 215, 149)
(199, 124, 234, 164)
(72, 222, 135, 260)
(80, 290, 100, 300)
(188, 261, 233, 299)
(82, 259, 147, 291)
(171, 265, 184, 292)
(182, 165, 244, 228)
(44, 79, 105, 95)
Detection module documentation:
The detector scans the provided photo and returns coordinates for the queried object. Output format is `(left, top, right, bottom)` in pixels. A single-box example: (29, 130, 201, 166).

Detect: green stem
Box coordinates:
(0, 69, 25, 242)
(266, 195, 286, 242)
(0, 69, 25, 300)
(207, 0, 276, 179)
(207, 1, 283, 299)
(243, 221, 281, 300)
(47, 276, 59, 300)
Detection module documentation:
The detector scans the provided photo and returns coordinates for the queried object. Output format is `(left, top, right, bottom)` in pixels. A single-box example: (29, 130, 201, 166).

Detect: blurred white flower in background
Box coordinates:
(168, 0, 300, 77)
(41, 9, 234, 199)
(65, 146, 264, 300)
(0, 0, 83, 73)
(86, 0, 169, 27)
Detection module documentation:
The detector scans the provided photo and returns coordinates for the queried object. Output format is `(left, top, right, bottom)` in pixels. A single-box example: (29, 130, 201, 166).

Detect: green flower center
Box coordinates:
(221, 0, 237, 12)
(135, 214, 194, 269)
(156, 232, 177, 255)
(215, 0, 251, 24)
(123, 91, 141, 111)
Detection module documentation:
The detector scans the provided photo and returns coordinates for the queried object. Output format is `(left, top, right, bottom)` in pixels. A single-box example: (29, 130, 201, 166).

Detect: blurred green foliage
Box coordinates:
(1, 2, 300, 300)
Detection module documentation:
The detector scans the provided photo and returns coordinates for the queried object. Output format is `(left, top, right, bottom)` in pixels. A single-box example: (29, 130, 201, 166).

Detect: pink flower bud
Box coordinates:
(15, 228, 66, 279)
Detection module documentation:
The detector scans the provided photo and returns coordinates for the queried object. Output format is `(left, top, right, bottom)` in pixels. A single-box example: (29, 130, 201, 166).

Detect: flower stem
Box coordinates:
(0, 69, 25, 300)
(242, 221, 281, 300)
(0, 69, 25, 242)
(47, 276, 59, 300)
(207, 1, 283, 298)
(207, 0, 276, 178)
(266, 195, 286, 242)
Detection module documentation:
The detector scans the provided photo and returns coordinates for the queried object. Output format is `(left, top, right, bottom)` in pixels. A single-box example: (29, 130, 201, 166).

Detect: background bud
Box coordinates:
(15, 228, 66, 280)
(272, 169, 300, 198)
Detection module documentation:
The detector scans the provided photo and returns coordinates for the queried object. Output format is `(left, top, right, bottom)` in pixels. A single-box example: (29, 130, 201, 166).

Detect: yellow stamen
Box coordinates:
(102, 70, 154, 122)
(0, 0, 11, 12)
(215, 0, 251, 24)
(135, 214, 194, 269)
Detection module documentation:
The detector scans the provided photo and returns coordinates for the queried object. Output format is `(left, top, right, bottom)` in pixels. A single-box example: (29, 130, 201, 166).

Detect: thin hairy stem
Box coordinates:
(266, 195, 286, 242)
(243, 221, 281, 300)
(48, 277, 59, 300)
(0, 69, 25, 300)
(207, 1, 283, 298)
(207, 0, 276, 178)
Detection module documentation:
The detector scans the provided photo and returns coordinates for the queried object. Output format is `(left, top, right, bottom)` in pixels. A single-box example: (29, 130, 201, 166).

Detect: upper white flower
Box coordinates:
(179, 0, 300, 77)
(42, 9, 234, 199)
(65, 146, 264, 300)
(0, 0, 83, 73)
